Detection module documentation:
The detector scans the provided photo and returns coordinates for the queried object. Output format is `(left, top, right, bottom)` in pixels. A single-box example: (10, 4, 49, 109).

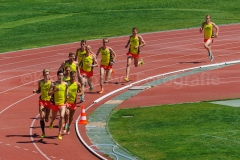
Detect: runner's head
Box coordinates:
(85, 45, 91, 55)
(206, 15, 211, 23)
(64, 66, 71, 74)
(42, 69, 50, 79)
(80, 40, 86, 48)
(102, 38, 109, 47)
(132, 27, 138, 35)
(57, 70, 64, 81)
(70, 70, 76, 81)
(68, 52, 75, 62)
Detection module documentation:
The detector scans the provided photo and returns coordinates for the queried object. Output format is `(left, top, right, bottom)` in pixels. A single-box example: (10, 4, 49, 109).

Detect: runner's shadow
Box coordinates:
(6, 134, 59, 145)
(30, 125, 59, 129)
(104, 81, 120, 84)
(179, 61, 205, 64)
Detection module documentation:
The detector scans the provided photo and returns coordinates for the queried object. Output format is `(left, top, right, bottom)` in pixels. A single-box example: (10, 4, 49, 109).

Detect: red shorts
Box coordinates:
(204, 38, 213, 43)
(126, 52, 140, 59)
(100, 64, 112, 70)
(66, 102, 77, 110)
(80, 68, 93, 78)
(51, 104, 66, 112)
(38, 100, 52, 109)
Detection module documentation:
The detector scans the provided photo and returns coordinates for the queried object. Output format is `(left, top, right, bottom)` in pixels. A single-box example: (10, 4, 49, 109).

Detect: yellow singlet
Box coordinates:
(64, 61, 77, 71)
(129, 35, 140, 54)
(67, 81, 78, 104)
(77, 49, 86, 65)
(81, 55, 93, 72)
(40, 80, 51, 101)
(204, 23, 213, 39)
(100, 47, 111, 66)
(54, 82, 67, 105)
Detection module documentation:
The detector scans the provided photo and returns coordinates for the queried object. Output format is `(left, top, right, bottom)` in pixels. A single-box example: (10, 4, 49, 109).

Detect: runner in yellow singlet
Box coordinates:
(124, 27, 146, 82)
(96, 38, 116, 94)
(200, 15, 219, 62)
(75, 40, 95, 66)
(63, 71, 82, 134)
(48, 70, 68, 140)
(33, 69, 53, 138)
(80, 46, 98, 92)
(59, 52, 79, 72)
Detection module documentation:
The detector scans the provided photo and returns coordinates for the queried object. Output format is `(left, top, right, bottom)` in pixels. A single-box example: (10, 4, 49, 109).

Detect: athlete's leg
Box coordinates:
(58, 105, 66, 139)
(45, 108, 50, 122)
(105, 69, 112, 82)
(88, 77, 93, 91)
(67, 109, 76, 134)
(39, 105, 46, 137)
(49, 110, 57, 129)
(125, 56, 132, 80)
(204, 39, 212, 55)
(63, 107, 69, 132)
(99, 67, 105, 91)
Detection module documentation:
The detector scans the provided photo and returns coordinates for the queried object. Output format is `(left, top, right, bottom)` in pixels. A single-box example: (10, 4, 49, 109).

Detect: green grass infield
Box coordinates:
(109, 102, 240, 160)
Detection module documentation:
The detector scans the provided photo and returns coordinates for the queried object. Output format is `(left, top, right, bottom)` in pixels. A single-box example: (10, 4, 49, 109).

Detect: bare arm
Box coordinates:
(75, 49, 79, 61)
(109, 47, 116, 62)
(212, 22, 219, 37)
(138, 35, 146, 47)
(33, 80, 41, 93)
(92, 56, 98, 67)
(125, 36, 131, 48)
(77, 82, 84, 95)
(48, 82, 58, 96)
(59, 61, 65, 71)
(96, 47, 101, 59)
(200, 22, 205, 33)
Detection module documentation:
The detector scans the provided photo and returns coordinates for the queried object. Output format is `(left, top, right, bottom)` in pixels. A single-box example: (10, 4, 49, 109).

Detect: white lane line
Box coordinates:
(30, 113, 51, 160)
(0, 94, 35, 115)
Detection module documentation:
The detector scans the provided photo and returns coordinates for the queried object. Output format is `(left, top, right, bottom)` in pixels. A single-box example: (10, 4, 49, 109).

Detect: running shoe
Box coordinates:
(208, 52, 212, 58)
(210, 55, 214, 62)
(58, 134, 62, 140)
(89, 86, 94, 92)
(66, 127, 70, 135)
(98, 90, 104, 94)
(45, 118, 49, 122)
(40, 133, 45, 138)
(124, 77, 130, 82)
(84, 81, 87, 87)
(49, 122, 53, 129)
(140, 58, 144, 65)
(80, 94, 85, 102)
(111, 69, 114, 74)
(63, 124, 69, 133)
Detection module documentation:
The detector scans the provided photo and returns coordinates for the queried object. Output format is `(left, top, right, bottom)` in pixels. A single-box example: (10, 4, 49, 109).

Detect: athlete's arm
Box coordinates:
(125, 36, 131, 48)
(48, 81, 58, 96)
(138, 36, 146, 47)
(33, 80, 41, 93)
(92, 56, 98, 67)
(212, 22, 219, 38)
(200, 22, 205, 33)
(65, 82, 69, 100)
(75, 48, 79, 61)
(96, 48, 101, 59)
(77, 82, 84, 95)
(59, 61, 65, 72)
(109, 48, 116, 62)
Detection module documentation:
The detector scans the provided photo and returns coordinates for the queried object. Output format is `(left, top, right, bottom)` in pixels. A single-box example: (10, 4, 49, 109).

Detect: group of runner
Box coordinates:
(32, 15, 219, 140)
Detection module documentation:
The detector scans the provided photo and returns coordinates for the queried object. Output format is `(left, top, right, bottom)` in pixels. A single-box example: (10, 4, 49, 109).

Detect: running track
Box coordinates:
(0, 24, 240, 160)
